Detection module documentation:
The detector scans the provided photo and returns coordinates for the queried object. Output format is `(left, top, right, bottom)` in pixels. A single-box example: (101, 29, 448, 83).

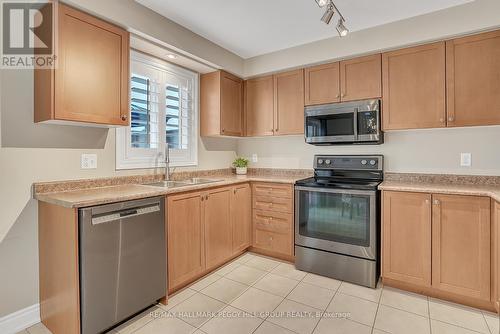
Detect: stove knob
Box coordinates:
(325, 159, 331, 165)
(361, 160, 367, 165)
(370, 160, 376, 166)
(318, 159, 324, 165)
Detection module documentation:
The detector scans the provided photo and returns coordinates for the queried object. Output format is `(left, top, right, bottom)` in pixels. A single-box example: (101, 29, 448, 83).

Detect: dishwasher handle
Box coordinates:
(91, 203, 161, 225)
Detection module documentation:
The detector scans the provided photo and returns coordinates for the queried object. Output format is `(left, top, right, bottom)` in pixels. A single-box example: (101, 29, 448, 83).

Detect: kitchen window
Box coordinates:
(116, 51, 198, 169)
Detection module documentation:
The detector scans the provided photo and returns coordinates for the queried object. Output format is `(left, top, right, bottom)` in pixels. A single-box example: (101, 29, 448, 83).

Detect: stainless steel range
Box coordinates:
(294, 155, 383, 288)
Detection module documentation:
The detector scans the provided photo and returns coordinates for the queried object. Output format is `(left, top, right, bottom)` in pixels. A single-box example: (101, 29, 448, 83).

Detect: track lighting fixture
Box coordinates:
(316, 0, 349, 37)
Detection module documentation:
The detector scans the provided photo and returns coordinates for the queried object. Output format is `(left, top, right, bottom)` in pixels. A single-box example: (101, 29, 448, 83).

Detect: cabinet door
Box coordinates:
(245, 76, 274, 136)
(432, 195, 491, 300)
(274, 69, 305, 135)
(304, 62, 340, 105)
(382, 42, 446, 130)
(495, 201, 500, 311)
(220, 72, 243, 136)
(231, 184, 252, 254)
(340, 54, 381, 102)
(446, 31, 500, 127)
(204, 187, 233, 269)
(167, 192, 204, 291)
(382, 191, 432, 287)
(55, 4, 129, 125)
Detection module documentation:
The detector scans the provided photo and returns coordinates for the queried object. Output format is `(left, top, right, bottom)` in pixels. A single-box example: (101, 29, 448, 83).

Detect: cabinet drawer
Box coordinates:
(252, 183, 292, 198)
(254, 210, 292, 233)
(253, 196, 293, 213)
(254, 229, 292, 256)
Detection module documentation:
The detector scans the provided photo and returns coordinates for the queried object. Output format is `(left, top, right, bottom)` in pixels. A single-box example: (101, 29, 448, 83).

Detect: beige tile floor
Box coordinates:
(19, 252, 500, 334)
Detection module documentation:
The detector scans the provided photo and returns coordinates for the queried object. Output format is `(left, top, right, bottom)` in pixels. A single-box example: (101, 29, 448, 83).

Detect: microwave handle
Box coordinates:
(353, 108, 358, 140)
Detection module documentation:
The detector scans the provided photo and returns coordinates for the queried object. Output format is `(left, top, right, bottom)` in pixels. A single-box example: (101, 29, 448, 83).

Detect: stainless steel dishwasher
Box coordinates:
(79, 197, 166, 334)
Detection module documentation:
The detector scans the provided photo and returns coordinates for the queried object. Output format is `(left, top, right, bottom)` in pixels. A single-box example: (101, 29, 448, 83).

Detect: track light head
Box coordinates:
(315, 0, 329, 8)
(336, 19, 349, 37)
(321, 4, 335, 25)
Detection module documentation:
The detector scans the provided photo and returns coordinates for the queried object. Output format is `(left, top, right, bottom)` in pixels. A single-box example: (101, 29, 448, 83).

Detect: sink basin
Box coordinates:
(144, 181, 190, 188)
(144, 178, 222, 188)
(182, 178, 223, 185)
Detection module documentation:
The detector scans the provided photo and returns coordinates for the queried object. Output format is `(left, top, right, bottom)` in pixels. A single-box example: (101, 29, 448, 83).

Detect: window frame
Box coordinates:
(116, 50, 199, 170)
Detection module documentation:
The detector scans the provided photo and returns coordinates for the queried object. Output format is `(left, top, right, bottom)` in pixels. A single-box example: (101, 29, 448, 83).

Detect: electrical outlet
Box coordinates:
(460, 153, 472, 167)
(252, 154, 258, 163)
(81, 154, 97, 169)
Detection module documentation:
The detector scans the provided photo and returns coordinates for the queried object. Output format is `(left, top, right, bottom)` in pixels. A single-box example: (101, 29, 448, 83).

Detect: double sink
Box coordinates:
(145, 177, 223, 189)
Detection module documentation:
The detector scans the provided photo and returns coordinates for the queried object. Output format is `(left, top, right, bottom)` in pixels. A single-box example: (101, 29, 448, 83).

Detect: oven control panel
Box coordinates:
(314, 155, 383, 171)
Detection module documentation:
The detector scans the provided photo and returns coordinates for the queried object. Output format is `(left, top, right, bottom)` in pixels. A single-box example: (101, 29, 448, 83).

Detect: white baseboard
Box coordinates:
(0, 304, 40, 334)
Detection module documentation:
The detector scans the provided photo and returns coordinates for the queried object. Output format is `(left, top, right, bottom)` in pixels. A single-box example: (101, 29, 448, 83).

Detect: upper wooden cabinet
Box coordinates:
(340, 54, 382, 102)
(244, 71, 304, 136)
(432, 194, 491, 301)
(34, 3, 130, 126)
(446, 30, 500, 127)
(245, 75, 275, 136)
(304, 55, 381, 106)
(382, 42, 446, 130)
(201, 70, 244, 136)
(274, 69, 304, 135)
(382, 191, 432, 287)
(231, 184, 252, 254)
(304, 62, 340, 105)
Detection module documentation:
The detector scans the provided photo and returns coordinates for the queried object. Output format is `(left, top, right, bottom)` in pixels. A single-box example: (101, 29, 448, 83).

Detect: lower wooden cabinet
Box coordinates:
(432, 194, 491, 301)
(204, 187, 232, 270)
(167, 183, 252, 292)
(167, 191, 205, 292)
(232, 184, 252, 254)
(382, 191, 432, 287)
(382, 191, 492, 308)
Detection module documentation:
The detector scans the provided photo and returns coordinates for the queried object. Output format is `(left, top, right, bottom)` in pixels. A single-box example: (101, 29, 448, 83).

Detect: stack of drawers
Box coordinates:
(251, 182, 294, 258)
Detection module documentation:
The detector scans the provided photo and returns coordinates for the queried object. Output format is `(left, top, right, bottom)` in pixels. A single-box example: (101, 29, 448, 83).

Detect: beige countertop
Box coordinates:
(34, 175, 304, 208)
(379, 180, 500, 202)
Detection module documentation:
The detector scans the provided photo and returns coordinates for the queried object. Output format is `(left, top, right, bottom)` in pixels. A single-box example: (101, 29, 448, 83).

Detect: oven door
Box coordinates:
(305, 104, 357, 144)
(295, 186, 377, 260)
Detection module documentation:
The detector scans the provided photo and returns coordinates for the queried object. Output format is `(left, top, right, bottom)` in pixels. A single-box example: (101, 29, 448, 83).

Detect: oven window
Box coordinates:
(298, 190, 370, 247)
(358, 111, 378, 135)
(306, 113, 354, 138)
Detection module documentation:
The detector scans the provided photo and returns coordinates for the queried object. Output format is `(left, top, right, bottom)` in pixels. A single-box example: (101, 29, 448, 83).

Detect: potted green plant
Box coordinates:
(232, 157, 249, 175)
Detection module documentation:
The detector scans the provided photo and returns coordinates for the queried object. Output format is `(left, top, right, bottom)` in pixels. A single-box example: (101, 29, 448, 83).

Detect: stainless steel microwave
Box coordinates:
(304, 99, 383, 145)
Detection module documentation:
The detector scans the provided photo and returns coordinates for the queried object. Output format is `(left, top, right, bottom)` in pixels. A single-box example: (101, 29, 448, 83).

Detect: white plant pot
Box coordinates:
(235, 167, 247, 175)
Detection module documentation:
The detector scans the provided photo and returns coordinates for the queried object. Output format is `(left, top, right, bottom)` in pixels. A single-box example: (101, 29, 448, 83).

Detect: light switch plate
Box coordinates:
(460, 153, 472, 167)
(81, 154, 97, 169)
(252, 154, 258, 163)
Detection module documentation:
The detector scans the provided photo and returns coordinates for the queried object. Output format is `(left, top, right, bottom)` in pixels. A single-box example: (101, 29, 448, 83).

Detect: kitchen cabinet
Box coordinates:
(251, 183, 294, 260)
(382, 190, 493, 309)
(274, 69, 305, 135)
(382, 42, 446, 130)
(201, 70, 244, 136)
(231, 184, 252, 254)
(382, 191, 432, 287)
(340, 54, 382, 102)
(34, 3, 130, 126)
(432, 194, 491, 301)
(204, 187, 233, 270)
(446, 30, 500, 127)
(304, 55, 381, 106)
(304, 62, 340, 105)
(245, 75, 275, 136)
(167, 191, 205, 292)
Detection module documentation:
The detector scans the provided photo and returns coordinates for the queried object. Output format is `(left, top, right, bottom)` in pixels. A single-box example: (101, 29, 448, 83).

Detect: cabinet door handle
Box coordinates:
(448, 116, 455, 122)
(425, 199, 430, 204)
(121, 115, 128, 121)
(336, 94, 340, 99)
(206, 195, 209, 200)
(201, 196, 204, 202)
(433, 199, 440, 205)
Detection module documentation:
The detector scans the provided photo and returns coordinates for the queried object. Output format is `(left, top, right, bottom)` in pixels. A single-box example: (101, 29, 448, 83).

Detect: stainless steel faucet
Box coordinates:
(164, 143, 170, 181)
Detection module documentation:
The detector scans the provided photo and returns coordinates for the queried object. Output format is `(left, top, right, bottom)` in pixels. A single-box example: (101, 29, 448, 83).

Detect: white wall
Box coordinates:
(237, 127, 500, 175)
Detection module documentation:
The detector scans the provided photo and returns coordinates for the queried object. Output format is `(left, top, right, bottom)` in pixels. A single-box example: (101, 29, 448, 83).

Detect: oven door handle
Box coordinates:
(353, 107, 359, 141)
(295, 186, 377, 196)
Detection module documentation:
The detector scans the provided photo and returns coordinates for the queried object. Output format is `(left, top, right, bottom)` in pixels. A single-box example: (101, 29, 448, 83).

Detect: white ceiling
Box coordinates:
(136, 0, 473, 59)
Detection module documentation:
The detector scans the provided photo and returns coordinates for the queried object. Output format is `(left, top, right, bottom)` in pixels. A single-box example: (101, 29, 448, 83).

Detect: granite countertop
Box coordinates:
(379, 180, 500, 202)
(34, 175, 305, 208)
